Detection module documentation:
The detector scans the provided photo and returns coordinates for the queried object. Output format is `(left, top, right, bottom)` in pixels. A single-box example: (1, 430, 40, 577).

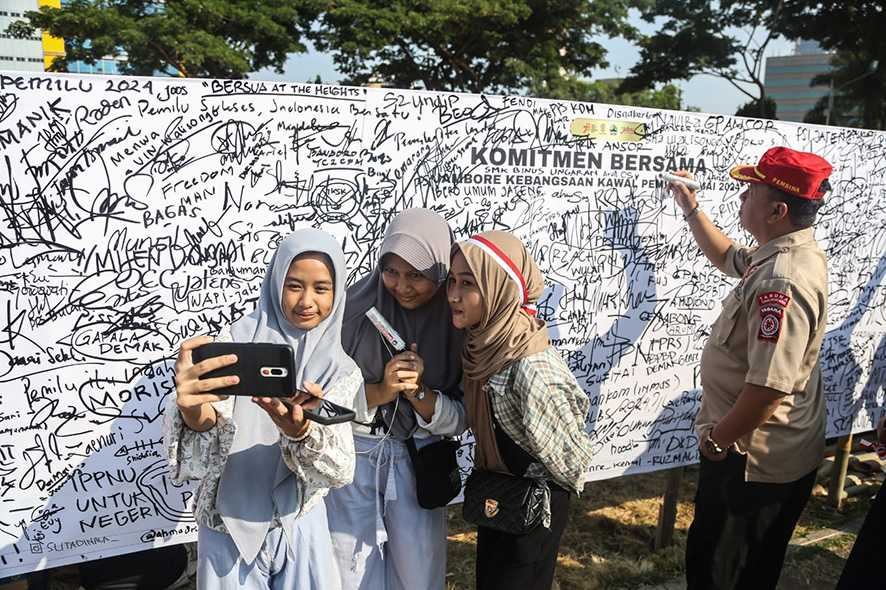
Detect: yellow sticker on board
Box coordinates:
(570, 119, 646, 142)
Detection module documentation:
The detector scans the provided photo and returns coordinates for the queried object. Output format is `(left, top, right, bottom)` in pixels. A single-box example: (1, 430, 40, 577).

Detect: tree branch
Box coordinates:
(394, 37, 432, 89)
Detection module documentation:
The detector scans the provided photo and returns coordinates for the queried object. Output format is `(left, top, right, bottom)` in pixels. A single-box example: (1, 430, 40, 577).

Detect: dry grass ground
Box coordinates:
(445, 467, 698, 590)
(26, 464, 877, 590)
(778, 535, 856, 590)
(445, 464, 877, 590)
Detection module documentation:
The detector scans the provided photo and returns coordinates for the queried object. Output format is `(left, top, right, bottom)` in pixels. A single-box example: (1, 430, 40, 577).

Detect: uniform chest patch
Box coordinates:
(736, 265, 760, 300)
(758, 305, 784, 343)
(743, 264, 760, 285)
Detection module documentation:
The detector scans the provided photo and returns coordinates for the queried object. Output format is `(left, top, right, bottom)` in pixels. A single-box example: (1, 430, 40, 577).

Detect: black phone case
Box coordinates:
(303, 399, 357, 425)
(192, 342, 295, 397)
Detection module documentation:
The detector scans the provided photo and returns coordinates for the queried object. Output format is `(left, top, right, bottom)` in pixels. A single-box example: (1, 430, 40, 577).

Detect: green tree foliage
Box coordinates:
(532, 77, 693, 111)
(311, 0, 648, 94)
(620, 0, 784, 118)
(776, 2, 885, 129)
(5, 0, 323, 78)
(802, 52, 881, 128)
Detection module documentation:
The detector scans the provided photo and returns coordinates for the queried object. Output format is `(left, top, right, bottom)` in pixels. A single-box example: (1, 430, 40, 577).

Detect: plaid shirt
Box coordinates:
(486, 348, 593, 494)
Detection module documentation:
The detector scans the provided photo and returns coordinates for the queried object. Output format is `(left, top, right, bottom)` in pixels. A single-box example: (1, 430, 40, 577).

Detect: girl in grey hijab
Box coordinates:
(325, 208, 467, 590)
(163, 228, 362, 590)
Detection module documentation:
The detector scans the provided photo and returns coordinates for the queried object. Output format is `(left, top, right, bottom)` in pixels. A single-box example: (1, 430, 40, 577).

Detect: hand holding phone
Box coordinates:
(255, 383, 356, 435)
(194, 343, 356, 428)
(253, 386, 313, 438)
(279, 391, 357, 425)
(174, 335, 239, 432)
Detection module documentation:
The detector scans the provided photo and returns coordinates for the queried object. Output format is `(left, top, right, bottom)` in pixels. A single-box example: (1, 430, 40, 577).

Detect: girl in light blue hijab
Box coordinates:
(163, 228, 361, 590)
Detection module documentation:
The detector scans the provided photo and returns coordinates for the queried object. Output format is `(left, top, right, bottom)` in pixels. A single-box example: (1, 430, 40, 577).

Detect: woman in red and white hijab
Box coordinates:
(448, 230, 594, 590)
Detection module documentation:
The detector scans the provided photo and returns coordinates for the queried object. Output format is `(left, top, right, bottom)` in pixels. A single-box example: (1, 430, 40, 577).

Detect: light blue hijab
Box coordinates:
(230, 227, 355, 385)
(217, 228, 356, 564)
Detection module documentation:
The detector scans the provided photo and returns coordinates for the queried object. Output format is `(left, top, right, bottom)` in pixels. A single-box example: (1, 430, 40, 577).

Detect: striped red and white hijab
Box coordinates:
(452, 230, 551, 473)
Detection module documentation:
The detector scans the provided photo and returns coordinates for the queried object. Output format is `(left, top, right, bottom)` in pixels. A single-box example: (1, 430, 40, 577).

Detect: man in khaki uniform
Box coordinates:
(667, 146, 833, 590)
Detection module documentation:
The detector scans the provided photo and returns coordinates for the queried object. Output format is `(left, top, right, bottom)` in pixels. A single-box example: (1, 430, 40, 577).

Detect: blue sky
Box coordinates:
(252, 31, 797, 118)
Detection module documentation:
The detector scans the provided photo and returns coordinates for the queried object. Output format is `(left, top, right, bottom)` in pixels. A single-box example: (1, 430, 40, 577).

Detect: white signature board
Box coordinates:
(1, 71, 884, 575)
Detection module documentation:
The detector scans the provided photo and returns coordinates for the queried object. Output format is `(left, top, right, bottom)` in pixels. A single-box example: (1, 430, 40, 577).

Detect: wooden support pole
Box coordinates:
(827, 433, 852, 509)
(654, 466, 685, 550)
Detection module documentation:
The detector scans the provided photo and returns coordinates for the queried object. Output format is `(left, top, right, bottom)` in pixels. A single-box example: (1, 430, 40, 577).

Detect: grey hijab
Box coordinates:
(342, 208, 464, 439)
(216, 228, 356, 564)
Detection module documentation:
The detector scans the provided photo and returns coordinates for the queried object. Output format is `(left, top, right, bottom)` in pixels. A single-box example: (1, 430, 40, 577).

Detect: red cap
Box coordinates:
(729, 147, 833, 200)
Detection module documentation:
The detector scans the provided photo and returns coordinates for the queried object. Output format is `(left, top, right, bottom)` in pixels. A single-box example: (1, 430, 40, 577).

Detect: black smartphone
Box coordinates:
(285, 394, 357, 426)
(191, 342, 295, 397)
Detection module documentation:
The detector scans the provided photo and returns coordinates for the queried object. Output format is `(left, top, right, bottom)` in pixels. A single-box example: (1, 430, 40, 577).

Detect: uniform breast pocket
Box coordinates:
(710, 293, 742, 346)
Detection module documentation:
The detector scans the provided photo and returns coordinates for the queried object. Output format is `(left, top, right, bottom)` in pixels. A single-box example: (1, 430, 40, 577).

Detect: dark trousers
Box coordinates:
(685, 453, 816, 590)
(475, 483, 571, 590)
(78, 545, 188, 590)
(836, 483, 886, 588)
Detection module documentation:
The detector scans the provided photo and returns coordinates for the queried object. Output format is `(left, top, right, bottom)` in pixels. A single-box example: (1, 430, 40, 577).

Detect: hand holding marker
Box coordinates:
(366, 307, 424, 401)
(659, 172, 701, 192)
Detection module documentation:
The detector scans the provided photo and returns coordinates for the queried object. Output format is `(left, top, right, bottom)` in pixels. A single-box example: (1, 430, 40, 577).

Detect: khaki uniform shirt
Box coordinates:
(696, 227, 827, 483)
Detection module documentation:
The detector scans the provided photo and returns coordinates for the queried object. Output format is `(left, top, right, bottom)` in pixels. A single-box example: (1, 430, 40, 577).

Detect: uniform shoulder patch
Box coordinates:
(757, 291, 791, 307)
(758, 305, 784, 343)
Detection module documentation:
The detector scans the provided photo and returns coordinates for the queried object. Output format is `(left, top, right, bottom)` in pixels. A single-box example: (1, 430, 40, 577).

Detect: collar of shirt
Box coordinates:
(486, 368, 512, 395)
(750, 227, 816, 265)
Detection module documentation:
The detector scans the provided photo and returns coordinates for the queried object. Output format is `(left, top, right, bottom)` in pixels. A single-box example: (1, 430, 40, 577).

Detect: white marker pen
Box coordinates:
(659, 172, 701, 192)
(365, 307, 408, 352)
